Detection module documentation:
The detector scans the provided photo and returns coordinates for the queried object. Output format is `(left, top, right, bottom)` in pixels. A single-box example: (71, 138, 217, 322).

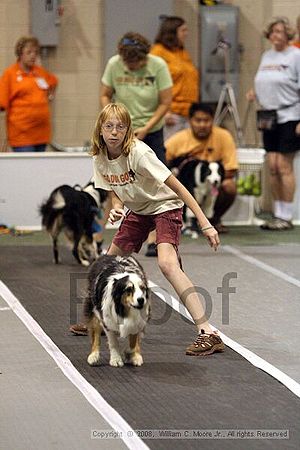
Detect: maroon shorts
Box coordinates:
(112, 208, 183, 254)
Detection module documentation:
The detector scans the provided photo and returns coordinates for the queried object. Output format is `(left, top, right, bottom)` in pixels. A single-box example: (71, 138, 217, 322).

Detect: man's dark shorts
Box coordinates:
(112, 208, 183, 254)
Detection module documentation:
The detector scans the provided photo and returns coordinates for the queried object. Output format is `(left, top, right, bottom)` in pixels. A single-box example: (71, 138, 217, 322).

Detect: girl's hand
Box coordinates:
(108, 208, 125, 224)
(295, 122, 300, 135)
(202, 227, 220, 251)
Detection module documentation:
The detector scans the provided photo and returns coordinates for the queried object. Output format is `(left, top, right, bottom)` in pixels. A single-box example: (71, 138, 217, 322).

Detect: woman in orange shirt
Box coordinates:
(151, 16, 199, 140)
(0, 36, 58, 152)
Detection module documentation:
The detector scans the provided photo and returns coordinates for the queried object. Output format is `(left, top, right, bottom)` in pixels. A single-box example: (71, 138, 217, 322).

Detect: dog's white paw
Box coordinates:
(87, 351, 100, 366)
(80, 259, 90, 267)
(130, 353, 143, 366)
(109, 354, 124, 367)
(128, 353, 143, 366)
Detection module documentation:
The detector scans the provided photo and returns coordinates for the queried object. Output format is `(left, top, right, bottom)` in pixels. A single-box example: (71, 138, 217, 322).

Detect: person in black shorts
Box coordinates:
(247, 17, 300, 230)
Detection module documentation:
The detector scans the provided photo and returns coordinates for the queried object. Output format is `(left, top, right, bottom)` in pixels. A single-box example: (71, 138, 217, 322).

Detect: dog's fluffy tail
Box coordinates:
(40, 191, 66, 230)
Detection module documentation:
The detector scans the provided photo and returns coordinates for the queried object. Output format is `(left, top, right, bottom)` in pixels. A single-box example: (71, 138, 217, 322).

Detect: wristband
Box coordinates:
(201, 225, 214, 232)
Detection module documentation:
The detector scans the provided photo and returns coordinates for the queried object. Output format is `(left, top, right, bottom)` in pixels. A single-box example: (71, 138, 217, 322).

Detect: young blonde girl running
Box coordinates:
(90, 103, 225, 356)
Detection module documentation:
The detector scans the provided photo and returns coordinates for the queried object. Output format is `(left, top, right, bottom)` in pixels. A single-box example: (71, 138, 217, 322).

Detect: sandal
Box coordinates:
(260, 218, 294, 231)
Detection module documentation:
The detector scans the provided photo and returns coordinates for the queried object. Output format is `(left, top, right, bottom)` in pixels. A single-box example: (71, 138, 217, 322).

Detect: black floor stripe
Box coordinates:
(1, 246, 300, 450)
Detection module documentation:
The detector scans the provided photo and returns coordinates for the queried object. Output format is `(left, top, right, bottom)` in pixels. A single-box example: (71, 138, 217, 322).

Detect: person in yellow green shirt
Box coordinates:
(100, 32, 173, 257)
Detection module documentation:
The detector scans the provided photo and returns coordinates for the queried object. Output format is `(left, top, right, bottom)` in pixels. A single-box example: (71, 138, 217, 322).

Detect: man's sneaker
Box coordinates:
(69, 323, 88, 336)
(186, 329, 225, 356)
(145, 243, 157, 257)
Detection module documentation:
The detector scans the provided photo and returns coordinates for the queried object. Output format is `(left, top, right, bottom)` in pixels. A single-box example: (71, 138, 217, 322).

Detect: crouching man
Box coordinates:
(165, 103, 238, 233)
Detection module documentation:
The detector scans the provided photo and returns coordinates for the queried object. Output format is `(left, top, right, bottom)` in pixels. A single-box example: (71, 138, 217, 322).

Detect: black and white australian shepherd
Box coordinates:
(170, 157, 225, 238)
(84, 255, 150, 367)
(40, 180, 107, 266)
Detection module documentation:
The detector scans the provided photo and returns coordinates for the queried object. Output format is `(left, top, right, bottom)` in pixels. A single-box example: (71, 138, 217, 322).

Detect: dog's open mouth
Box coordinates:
(132, 304, 144, 309)
(211, 185, 219, 197)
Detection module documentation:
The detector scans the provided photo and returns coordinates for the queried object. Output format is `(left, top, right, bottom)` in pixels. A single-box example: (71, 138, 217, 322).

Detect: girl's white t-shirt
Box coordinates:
(93, 139, 183, 215)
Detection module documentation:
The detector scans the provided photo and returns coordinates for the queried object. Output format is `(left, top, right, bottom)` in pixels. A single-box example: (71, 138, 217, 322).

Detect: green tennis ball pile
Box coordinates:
(237, 173, 261, 196)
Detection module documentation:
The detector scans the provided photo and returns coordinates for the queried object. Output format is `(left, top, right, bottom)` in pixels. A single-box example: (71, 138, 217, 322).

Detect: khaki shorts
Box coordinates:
(112, 208, 183, 254)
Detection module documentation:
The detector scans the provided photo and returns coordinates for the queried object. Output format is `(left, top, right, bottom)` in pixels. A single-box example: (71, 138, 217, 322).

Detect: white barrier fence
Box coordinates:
(0, 149, 299, 228)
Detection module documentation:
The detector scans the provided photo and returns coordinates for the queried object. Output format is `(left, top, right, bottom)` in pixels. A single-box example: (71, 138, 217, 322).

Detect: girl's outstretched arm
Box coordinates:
(164, 174, 220, 251)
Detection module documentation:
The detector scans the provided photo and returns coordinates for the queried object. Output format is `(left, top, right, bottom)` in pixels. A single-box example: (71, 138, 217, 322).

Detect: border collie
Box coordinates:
(84, 255, 150, 367)
(170, 157, 224, 238)
(40, 180, 107, 266)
